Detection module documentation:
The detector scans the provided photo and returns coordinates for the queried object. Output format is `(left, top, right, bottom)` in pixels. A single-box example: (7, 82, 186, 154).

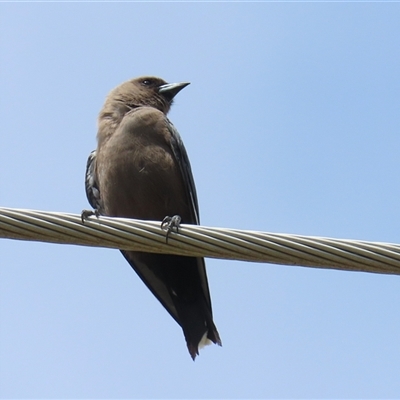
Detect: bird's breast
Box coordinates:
(96, 108, 190, 220)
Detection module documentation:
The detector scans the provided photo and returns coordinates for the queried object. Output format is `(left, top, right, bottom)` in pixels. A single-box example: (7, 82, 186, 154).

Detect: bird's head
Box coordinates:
(97, 76, 189, 144)
(107, 76, 189, 115)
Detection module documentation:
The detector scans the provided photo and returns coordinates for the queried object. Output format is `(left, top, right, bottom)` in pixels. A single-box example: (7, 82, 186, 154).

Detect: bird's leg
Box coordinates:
(161, 215, 182, 243)
(81, 209, 100, 223)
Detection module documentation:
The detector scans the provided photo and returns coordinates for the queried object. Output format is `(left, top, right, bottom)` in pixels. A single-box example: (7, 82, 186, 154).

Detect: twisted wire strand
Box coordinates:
(0, 207, 399, 275)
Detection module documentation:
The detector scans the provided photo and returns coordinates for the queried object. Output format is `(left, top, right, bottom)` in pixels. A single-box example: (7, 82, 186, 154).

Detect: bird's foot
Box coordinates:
(81, 209, 100, 223)
(161, 215, 182, 243)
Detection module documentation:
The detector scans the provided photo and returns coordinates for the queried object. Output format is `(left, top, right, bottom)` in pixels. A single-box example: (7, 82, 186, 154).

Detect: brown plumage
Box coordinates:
(84, 76, 221, 359)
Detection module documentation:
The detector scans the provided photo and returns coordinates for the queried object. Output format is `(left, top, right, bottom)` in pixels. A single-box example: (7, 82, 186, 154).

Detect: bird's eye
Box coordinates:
(142, 79, 152, 86)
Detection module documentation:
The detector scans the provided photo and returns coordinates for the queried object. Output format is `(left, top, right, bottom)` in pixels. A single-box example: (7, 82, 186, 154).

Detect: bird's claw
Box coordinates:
(81, 209, 100, 223)
(161, 215, 182, 243)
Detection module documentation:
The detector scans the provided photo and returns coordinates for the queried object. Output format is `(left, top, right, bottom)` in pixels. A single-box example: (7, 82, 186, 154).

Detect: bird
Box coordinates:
(83, 76, 221, 359)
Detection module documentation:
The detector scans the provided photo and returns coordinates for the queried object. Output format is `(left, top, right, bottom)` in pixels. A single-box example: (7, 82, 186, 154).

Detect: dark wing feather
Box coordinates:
(84, 150, 101, 211)
(166, 119, 200, 224)
(166, 119, 213, 312)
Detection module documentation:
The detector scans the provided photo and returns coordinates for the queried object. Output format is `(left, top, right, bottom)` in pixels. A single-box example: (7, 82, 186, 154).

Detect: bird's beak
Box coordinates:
(158, 82, 190, 100)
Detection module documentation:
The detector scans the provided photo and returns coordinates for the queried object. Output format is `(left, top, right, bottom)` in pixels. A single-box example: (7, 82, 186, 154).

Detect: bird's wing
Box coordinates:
(84, 150, 101, 211)
(165, 119, 213, 311)
(166, 119, 200, 224)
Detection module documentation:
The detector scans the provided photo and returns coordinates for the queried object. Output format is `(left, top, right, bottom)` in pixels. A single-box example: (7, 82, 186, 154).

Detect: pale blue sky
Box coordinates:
(1, 3, 400, 398)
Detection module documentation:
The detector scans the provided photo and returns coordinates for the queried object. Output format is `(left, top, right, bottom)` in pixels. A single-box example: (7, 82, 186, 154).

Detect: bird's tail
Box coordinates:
(120, 250, 221, 360)
(173, 295, 222, 360)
